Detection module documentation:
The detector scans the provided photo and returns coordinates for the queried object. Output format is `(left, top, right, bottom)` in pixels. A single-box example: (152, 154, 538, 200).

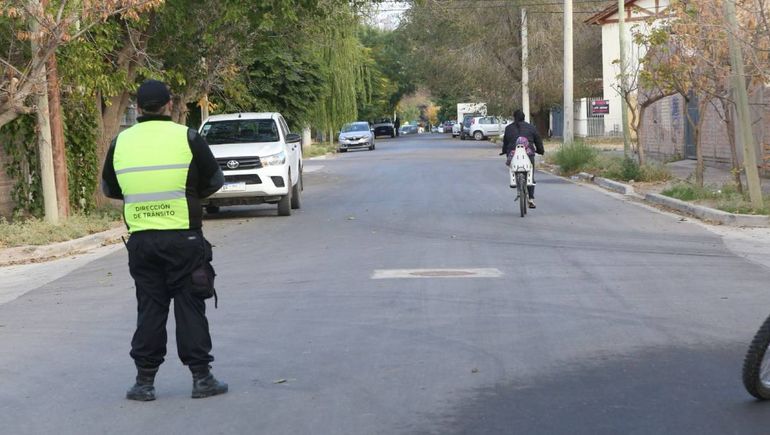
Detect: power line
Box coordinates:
(375, 0, 611, 11)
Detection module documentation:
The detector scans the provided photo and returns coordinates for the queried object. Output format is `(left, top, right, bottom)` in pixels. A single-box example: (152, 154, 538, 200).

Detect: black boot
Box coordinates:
(126, 367, 158, 401)
(191, 365, 228, 399)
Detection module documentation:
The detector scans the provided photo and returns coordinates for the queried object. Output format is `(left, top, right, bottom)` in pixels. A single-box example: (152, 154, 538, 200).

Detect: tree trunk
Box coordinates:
(171, 92, 189, 125)
(94, 91, 131, 207)
(47, 52, 70, 218)
(722, 100, 743, 194)
(637, 104, 647, 166)
(29, 0, 58, 224)
(694, 99, 707, 187)
(302, 125, 312, 151)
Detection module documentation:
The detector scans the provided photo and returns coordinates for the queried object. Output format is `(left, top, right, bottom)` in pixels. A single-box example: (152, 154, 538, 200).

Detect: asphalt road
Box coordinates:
(2, 134, 770, 434)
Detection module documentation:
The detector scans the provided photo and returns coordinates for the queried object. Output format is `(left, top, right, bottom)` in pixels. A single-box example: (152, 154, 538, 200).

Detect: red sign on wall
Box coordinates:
(591, 100, 610, 115)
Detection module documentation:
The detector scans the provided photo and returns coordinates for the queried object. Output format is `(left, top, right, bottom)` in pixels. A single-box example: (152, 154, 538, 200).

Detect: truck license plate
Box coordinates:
(221, 182, 246, 192)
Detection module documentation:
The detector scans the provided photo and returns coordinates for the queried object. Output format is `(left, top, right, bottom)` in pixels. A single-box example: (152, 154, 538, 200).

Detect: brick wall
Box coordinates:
(0, 145, 15, 218)
(641, 90, 768, 172)
(640, 94, 685, 161)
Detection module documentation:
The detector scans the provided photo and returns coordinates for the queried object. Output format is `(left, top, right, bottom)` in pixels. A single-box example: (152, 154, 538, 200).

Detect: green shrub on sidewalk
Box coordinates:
(552, 141, 598, 175)
(600, 156, 670, 182)
(661, 182, 770, 215)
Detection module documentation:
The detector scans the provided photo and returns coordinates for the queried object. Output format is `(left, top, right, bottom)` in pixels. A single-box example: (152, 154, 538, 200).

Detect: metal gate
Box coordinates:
(586, 98, 606, 137)
(684, 95, 699, 159)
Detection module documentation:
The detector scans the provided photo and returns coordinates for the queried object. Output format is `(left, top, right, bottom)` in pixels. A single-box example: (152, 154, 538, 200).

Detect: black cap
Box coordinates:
(136, 80, 171, 111)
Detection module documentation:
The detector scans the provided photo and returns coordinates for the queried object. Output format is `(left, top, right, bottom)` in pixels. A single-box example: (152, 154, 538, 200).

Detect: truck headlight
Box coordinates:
(261, 151, 286, 166)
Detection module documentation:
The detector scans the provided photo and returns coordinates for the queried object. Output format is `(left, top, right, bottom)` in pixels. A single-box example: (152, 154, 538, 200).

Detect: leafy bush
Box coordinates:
(602, 157, 641, 181)
(552, 141, 598, 175)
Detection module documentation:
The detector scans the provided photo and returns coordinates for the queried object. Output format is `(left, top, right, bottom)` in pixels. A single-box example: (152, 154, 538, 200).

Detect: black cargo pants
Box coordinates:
(126, 229, 214, 370)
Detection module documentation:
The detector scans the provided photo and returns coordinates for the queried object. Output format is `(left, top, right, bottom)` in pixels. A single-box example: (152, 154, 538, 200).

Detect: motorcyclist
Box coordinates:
(502, 109, 544, 208)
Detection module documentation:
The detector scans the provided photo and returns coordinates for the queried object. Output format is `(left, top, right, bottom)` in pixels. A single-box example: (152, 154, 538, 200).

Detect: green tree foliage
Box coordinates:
(401, 0, 602, 117)
(0, 0, 417, 216)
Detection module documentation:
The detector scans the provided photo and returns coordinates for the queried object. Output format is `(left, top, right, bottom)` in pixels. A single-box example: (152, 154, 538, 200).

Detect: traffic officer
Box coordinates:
(101, 80, 228, 401)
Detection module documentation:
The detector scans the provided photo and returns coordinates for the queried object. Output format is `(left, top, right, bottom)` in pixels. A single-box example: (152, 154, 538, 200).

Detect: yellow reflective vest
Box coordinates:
(113, 121, 192, 232)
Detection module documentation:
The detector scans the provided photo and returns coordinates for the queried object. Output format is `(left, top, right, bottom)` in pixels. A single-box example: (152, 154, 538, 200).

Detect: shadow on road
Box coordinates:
(411, 344, 768, 435)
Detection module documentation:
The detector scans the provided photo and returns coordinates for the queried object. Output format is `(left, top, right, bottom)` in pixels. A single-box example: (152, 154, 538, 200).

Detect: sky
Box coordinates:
(369, 1, 409, 30)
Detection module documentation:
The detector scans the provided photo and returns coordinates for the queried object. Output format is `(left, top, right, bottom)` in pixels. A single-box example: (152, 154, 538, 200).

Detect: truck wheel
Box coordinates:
(291, 171, 302, 210)
(278, 173, 292, 216)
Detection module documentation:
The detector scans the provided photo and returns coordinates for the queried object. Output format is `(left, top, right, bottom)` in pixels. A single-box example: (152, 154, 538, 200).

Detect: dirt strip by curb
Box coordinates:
(644, 193, 769, 227)
(0, 226, 127, 266)
(544, 164, 769, 227)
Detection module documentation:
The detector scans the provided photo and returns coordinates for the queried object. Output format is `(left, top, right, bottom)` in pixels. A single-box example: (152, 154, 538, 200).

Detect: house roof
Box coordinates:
(585, 0, 638, 25)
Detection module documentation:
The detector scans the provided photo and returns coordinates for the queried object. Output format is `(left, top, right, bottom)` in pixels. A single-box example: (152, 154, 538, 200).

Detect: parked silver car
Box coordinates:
(338, 122, 375, 152)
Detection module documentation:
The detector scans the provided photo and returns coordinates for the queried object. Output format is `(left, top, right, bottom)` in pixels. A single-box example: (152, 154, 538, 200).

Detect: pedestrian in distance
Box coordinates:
(101, 79, 228, 401)
(502, 109, 544, 208)
(394, 115, 401, 137)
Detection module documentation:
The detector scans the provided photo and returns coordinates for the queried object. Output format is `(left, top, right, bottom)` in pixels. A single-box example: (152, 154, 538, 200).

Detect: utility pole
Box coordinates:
(618, 0, 631, 156)
(29, 0, 59, 224)
(521, 7, 530, 120)
(563, 0, 574, 145)
(725, 0, 763, 209)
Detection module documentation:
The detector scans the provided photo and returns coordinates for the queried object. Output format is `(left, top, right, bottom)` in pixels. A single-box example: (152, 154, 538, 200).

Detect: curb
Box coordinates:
(644, 193, 770, 227)
(554, 166, 768, 227)
(0, 226, 126, 266)
(594, 176, 636, 195)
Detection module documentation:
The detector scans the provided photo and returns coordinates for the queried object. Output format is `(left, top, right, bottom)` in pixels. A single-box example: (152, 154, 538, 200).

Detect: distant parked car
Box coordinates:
(466, 116, 506, 141)
(452, 122, 462, 137)
(460, 113, 481, 140)
(443, 120, 456, 134)
(372, 118, 396, 138)
(338, 121, 375, 152)
(399, 124, 419, 135)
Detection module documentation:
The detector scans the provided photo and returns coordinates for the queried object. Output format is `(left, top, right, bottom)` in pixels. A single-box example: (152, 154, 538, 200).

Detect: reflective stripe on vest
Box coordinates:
(113, 121, 192, 232)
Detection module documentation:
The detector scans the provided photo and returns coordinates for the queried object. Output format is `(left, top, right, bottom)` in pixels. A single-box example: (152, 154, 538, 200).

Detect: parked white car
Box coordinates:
(452, 122, 462, 137)
(199, 112, 303, 216)
(467, 116, 507, 141)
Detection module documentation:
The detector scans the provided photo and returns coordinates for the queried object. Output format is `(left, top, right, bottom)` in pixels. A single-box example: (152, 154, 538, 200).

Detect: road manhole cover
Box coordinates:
(410, 270, 476, 277)
(371, 268, 503, 279)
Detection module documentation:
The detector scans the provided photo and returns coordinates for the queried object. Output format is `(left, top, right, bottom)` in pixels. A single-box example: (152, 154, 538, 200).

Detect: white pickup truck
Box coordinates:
(199, 112, 303, 216)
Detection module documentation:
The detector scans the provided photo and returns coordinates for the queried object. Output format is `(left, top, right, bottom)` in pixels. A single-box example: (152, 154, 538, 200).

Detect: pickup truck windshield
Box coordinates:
(201, 119, 280, 144)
